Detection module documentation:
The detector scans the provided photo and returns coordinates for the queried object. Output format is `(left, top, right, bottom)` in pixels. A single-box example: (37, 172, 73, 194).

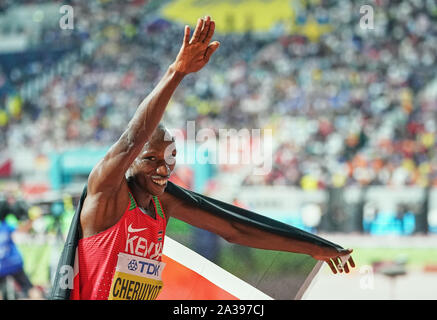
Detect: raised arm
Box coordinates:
(88, 17, 220, 195)
(80, 17, 220, 238)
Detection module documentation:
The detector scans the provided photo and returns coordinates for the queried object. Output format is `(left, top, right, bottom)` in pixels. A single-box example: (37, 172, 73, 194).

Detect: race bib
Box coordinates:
(108, 252, 165, 300)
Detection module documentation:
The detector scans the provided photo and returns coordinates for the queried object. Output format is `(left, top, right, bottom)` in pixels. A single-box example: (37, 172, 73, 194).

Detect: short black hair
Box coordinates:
(144, 123, 175, 148)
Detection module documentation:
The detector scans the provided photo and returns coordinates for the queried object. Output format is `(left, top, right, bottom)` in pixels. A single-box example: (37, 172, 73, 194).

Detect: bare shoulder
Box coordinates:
(80, 179, 131, 238)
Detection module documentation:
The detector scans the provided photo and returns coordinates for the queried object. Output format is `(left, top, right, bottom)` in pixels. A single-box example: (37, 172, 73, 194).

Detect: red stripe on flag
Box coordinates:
(158, 255, 238, 300)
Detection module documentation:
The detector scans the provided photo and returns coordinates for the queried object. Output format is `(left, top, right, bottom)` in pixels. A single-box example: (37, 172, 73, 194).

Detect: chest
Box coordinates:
(120, 208, 166, 261)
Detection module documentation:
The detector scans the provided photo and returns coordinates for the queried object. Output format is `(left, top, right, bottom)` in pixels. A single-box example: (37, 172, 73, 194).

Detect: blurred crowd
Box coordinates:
(240, 0, 437, 190)
(0, 0, 437, 190)
(0, 187, 75, 299)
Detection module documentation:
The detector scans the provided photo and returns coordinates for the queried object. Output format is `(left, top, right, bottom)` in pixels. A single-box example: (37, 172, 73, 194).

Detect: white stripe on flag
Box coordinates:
(163, 236, 273, 300)
(296, 260, 323, 300)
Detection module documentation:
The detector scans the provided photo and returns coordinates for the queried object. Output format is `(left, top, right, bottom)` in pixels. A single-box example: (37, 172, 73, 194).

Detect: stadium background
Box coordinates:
(0, 0, 436, 299)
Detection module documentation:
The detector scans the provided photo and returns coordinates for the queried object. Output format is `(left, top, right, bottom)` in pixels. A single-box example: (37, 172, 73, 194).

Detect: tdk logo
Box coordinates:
(135, 261, 161, 276)
(128, 260, 138, 271)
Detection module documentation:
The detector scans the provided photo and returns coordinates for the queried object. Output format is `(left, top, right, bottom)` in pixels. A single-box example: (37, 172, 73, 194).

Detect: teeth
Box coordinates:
(152, 179, 167, 186)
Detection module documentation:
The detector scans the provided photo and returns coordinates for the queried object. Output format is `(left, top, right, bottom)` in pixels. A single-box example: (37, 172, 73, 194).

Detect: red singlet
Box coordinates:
(71, 191, 167, 300)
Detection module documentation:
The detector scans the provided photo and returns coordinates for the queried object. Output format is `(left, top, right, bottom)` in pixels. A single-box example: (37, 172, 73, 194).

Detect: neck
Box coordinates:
(127, 177, 153, 209)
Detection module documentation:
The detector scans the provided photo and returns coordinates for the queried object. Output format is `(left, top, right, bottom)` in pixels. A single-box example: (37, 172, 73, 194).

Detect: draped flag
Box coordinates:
(158, 233, 323, 300)
(51, 181, 341, 300)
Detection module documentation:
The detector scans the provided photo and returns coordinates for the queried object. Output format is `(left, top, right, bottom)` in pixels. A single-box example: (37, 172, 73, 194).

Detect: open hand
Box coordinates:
(312, 248, 356, 274)
(171, 16, 220, 75)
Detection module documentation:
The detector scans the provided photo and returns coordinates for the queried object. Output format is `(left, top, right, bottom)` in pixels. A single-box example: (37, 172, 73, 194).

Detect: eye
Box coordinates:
(143, 156, 156, 161)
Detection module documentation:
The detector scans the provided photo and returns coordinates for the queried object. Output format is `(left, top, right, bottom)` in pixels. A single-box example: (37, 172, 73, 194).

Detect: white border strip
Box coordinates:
(163, 236, 273, 300)
(295, 260, 324, 300)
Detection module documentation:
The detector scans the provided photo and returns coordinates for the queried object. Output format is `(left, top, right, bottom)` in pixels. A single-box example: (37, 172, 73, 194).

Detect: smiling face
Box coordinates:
(127, 126, 177, 196)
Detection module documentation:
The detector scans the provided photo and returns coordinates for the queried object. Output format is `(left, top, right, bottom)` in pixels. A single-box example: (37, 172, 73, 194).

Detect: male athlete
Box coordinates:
(71, 16, 354, 300)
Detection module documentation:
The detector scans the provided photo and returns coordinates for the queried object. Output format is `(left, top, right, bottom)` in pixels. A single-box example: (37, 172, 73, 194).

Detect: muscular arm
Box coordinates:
(87, 67, 184, 195)
(161, 187, 355, 274)
(88, 17, 219, 195)
(81, 17, 220, 237)
(165, 193, 325, 253)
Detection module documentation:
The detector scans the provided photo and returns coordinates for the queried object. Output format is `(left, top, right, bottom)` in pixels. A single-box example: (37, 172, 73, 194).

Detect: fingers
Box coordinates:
(333, 257, 343, 273)
(190, 18, 204, 44)
(348, 255, 356, 268)
(190, 16, 216, 44)
(204, 41, 220, 62)
(343, 260, 350, 273)
(199, 16, 211, 42)
(321, 248, 355, 275)
(183, 25, 190, 46)
(347, 248, 355, 267)
(341, 248, 355, 271)
(326, 259, 338, 274)
(203, 20, 215, 44)
(327, 257, 353, 275)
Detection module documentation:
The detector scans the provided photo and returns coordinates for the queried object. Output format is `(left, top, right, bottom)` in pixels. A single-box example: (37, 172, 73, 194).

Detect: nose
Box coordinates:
(156, 161, 170, 177)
